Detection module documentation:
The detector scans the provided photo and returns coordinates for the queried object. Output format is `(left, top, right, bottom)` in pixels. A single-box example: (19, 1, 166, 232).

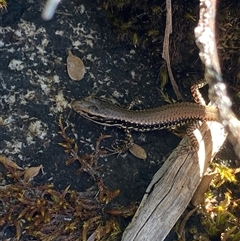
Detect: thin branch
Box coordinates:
(195, 0, 240, 157)
(162, 0, 184, 100)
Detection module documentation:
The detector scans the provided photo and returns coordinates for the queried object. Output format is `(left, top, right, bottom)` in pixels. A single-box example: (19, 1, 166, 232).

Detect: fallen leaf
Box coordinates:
(67, 51, 86, 81)
(191, 171, 217, 206)
(129, 143, 147, 160)
(24, 165, 43, 182)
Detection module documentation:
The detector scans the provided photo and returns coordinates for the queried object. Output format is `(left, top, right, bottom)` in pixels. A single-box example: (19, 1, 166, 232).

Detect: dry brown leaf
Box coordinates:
(24, 165, 43, 182)
(191, 171, 217, 206)
(129, 143, 147, 160)
(0, 155, 24, 170)
(67, 50, 86, 81)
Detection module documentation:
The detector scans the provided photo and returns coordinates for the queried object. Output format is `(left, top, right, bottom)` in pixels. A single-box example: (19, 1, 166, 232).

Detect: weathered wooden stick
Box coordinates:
(195, 0, 240, 157)
(122, 121, 227, 241)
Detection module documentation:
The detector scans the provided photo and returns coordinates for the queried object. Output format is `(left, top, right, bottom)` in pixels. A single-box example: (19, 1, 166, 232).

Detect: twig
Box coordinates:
(162, 0, 184, 100)
(178, 206, 198, 240)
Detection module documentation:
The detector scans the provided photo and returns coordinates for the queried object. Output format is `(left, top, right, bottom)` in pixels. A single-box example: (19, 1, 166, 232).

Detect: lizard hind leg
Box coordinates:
(190, 79, 208, 106)
(186, 120, 202, 151)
